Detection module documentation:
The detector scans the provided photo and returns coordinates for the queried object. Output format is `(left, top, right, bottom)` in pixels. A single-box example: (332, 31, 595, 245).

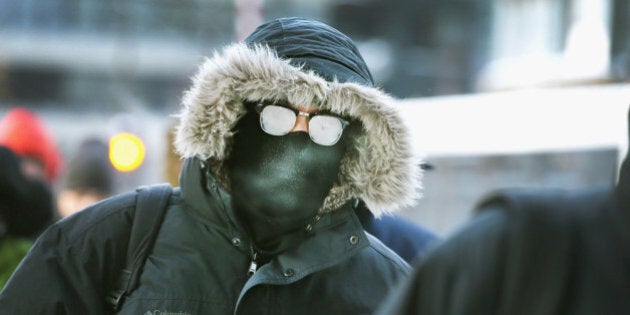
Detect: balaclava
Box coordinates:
(227, 103, 349, 251)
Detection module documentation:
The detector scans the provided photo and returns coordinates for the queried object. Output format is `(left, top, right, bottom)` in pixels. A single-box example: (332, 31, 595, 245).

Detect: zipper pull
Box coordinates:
(247, 252, 258, 277)
(247, 260, 258, 277)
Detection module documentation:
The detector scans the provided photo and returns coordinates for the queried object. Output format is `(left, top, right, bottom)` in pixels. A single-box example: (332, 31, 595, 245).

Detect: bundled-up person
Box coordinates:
(56, 137, 115, 219)
(0, 17, 423, 314)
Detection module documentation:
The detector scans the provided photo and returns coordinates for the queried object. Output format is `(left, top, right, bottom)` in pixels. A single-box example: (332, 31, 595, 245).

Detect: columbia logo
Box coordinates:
(144, 310, 192, 315)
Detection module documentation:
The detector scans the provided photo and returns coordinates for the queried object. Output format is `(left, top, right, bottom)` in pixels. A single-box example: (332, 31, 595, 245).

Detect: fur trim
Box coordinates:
(175, 43, 422, 216)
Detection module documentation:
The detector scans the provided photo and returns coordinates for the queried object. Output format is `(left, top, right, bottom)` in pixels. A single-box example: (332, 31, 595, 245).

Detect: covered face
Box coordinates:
(174, 18, 422, 248)
(226, 102, 351, 249)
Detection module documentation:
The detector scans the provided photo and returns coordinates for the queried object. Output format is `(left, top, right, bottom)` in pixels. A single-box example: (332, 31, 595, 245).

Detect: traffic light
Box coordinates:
(109, 132, 145, 172)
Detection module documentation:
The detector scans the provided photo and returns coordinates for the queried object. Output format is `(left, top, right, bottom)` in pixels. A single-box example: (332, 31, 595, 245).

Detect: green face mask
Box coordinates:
(226, 110, 347, 252)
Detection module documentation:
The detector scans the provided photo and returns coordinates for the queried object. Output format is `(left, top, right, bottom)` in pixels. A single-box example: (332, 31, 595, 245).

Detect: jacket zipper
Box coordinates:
(247, 246, 258, 277)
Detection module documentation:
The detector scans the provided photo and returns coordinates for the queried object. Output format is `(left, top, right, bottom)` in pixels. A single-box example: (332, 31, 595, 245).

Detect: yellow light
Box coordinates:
(109, 133, 146, 172)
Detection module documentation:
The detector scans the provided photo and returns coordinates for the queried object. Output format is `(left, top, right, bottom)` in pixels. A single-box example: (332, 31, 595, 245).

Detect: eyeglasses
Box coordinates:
(254, 103, 350, 146)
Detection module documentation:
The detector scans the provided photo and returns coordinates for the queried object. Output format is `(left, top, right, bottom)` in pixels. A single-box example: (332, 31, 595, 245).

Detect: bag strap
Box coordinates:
(105, 183, 172, 312)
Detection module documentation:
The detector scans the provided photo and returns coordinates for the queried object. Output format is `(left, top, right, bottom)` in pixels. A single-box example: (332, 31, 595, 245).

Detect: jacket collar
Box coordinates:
(179, 157, 244, 239)
(179, 157, 369, 264)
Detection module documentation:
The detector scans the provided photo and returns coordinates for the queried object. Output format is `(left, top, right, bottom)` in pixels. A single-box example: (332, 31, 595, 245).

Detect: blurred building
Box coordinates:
(330, 0, 491, 97)
(0, 0, 236, 111)
(395, 86, 628, 235)
(1, 0, 627, 107)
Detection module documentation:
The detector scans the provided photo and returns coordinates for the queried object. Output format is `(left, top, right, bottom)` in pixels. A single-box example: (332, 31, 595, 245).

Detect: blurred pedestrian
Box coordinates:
(0, 107, 63, 184)
(0, 146, 54, 289)
(0, 107, 60, 239)
(376, 107, 630, 315)
(56, 137, 115, 218)
(0, 17, 422, 314)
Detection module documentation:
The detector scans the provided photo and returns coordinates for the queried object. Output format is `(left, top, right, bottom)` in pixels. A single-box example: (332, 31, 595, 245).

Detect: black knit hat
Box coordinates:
(244, 17, 375, 86)
(62, 138, 114, 194)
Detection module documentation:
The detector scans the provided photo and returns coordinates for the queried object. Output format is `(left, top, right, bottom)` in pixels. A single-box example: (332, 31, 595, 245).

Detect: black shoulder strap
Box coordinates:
(106, 183, 172, 312)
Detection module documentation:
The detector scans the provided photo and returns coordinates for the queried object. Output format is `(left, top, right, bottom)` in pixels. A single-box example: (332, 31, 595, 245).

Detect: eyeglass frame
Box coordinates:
(253, 103, 350, 146)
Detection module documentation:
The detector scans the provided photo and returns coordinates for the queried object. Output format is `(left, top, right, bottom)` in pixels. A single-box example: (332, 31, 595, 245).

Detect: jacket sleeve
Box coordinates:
(377, 189, 588, 315)
(0, 194, 135, 314)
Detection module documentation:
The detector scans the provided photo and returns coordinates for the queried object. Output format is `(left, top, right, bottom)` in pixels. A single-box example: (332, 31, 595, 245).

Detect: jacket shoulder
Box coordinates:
(53, 191, 139, 245)
(0, 191, 142, 312)
(52, 187, 180, 247)
(476, 186, 611, 218)
(364, 232, 412, 274)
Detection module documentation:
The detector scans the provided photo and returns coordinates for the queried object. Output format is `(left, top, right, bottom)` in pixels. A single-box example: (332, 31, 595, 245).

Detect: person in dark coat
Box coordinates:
(376, 107, 630, 315)
(0, 17, 423, 314)
(0, 146, 54, 289)
(0, 107, 60, 239)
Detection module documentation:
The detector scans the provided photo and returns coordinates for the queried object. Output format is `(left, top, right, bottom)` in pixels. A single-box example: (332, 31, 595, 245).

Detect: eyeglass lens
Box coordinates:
(259, 105, 345, 146)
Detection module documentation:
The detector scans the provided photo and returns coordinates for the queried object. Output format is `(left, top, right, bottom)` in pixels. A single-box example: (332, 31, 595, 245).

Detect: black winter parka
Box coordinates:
(0, 17, 420, 315)
(0, 158, 410, 314)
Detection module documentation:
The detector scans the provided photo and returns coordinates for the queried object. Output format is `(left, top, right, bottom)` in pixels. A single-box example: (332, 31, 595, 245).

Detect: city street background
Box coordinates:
(1, 0, 628, 236)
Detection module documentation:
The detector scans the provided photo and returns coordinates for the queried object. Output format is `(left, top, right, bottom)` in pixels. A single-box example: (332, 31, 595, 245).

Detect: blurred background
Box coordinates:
(0, 0, 628, 236)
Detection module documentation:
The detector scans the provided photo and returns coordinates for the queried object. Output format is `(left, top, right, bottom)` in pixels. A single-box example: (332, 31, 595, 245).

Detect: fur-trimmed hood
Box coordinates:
(174, 18, 421, 217)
